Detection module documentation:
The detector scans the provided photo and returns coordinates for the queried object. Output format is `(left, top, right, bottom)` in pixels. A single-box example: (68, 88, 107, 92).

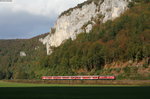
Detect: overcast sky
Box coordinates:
(0, 0, 86, 39)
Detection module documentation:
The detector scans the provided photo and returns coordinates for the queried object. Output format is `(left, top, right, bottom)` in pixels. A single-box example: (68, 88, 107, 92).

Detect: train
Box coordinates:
(42, 76, 116, 80)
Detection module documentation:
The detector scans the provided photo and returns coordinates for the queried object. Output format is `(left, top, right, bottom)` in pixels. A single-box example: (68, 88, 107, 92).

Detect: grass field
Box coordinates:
(0, 80, 146, 87)
(0, 81, 150, 99)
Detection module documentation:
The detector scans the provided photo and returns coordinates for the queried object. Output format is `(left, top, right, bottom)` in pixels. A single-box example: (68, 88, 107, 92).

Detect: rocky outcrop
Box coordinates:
(40, 0, 131, 55)
(20, 51, 26, 57)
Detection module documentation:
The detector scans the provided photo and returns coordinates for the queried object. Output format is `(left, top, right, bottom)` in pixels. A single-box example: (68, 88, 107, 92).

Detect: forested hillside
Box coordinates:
(40, 2, 150, 79)
(0, 33, 47, 79)
(0, 1, 150, 80)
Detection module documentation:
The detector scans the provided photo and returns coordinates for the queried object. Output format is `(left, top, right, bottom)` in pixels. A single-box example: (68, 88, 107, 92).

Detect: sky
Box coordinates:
(0, 0, 86, 39)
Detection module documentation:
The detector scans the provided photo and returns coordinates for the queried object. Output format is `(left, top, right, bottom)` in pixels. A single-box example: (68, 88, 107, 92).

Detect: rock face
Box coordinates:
(20, 51, 26, 57)
(40, 0, 131, 55)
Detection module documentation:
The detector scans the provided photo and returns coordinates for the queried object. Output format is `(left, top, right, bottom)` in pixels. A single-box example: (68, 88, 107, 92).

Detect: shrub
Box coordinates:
(123, 66, 131, 73)
(128, 2, 135, 8)
(115, 68, 121, 73)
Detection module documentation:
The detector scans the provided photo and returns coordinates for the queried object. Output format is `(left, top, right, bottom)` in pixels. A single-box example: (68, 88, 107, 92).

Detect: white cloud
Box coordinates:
(0, 0, 86, 17)
(0, 0, 86, 39)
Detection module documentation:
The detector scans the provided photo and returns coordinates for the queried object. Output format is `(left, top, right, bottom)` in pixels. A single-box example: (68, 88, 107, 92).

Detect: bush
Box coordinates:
(115, 68, 121, 73)
(143, 63, 149, 68)
(128, 2, 135, 8)
(123, 66, 131, 74)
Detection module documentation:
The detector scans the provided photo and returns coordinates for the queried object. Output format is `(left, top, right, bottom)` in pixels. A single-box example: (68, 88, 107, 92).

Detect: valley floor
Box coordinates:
(0, 80, 149, 99)
(1, 80, 150, 87)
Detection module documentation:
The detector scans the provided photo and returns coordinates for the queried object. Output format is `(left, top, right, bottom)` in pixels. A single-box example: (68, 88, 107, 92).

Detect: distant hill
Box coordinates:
(0, 33, 48, 79)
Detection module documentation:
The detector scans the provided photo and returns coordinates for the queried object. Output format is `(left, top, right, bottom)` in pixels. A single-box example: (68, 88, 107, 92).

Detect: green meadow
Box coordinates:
(0, 81, 150, 99)
(0, 81, 144, 87)
(0, 81, 69, 87)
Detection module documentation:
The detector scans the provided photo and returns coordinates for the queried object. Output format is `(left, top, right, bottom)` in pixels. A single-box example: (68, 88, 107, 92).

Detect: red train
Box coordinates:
(42, 76, 116, 80)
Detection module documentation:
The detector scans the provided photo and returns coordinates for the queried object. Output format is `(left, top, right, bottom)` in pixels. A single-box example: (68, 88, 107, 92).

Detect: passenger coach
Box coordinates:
(42, 76, 116, 80)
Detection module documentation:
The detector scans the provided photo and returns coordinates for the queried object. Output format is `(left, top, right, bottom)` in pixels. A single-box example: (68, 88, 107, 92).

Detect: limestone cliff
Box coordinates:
(40, 0, 132, 55)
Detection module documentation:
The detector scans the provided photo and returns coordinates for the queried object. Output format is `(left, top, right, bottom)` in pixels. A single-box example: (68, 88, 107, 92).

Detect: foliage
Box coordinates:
(59, 0, 103, 17)
(46, 2, 150, 78)
(0, 2, 149, 79)
(0, 33, 47, 79)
